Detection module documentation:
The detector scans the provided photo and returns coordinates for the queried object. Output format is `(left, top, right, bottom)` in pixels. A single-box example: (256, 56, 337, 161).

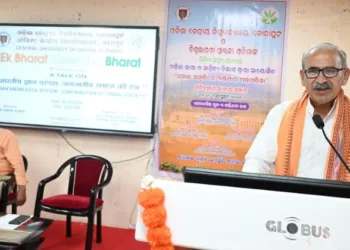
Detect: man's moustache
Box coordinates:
(313, 82, 332, 90)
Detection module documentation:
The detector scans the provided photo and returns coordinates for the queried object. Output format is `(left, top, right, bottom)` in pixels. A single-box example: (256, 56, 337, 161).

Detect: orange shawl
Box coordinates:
(274, 89, 350, 181)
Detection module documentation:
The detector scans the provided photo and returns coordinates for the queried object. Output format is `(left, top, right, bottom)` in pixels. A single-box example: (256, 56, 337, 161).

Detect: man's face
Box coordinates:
(0, 36, 7, 43)
(300, 49, 350, 106)
(179, 10, 187, 18)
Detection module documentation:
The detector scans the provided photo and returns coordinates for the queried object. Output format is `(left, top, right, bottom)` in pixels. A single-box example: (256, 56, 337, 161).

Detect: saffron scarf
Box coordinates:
(274, 89, 350, 181)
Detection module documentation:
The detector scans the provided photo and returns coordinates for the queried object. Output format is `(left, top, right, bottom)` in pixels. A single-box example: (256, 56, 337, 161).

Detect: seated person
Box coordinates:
(0, 128, 27, 206)
(243, 42, 350, 180)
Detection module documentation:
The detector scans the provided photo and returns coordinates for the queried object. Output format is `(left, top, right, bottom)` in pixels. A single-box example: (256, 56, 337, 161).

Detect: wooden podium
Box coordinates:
(135, 178, 350, 250)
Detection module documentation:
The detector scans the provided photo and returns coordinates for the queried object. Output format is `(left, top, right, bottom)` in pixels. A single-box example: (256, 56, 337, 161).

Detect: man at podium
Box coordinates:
(174, 44, 350, 249)
(243, 43, 350, 181)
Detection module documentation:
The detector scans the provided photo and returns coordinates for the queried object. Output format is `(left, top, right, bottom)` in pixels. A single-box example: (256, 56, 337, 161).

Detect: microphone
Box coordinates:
(312, 114, 350, 174)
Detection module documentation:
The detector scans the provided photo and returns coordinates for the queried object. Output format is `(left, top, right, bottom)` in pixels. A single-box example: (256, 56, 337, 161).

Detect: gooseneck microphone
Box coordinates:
(312, 114, 350, 174)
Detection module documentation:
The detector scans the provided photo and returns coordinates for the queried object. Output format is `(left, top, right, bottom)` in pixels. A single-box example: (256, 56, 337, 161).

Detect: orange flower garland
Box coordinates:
(138, 176, 174, 250)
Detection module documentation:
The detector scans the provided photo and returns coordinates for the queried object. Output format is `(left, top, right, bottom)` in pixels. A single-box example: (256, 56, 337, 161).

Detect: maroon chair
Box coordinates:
(33, 155, 113, 250)
(7, 155, 28, 213)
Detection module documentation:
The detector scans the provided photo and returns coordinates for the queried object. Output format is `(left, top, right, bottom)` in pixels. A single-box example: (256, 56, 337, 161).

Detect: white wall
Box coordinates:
(0, 0, 350, 228)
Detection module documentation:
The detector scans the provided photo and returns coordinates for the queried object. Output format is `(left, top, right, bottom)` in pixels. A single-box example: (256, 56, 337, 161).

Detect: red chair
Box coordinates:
(33, 155, 113, 250)
(7, 155, 28, 213)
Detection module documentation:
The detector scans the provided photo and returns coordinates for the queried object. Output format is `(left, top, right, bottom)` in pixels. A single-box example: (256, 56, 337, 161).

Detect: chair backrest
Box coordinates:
(64, 155, 112, 198)
(22, 155, 28, 172)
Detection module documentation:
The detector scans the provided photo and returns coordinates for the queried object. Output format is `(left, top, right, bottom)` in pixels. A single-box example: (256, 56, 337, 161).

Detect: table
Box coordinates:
(0, 213, 52, 250)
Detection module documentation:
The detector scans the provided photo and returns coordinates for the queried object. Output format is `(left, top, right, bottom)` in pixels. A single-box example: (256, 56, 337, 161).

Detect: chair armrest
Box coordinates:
(35, 171, 63, 204)
(87, 182, 110, 212)
(39, 173, 61, 186)
(91, 181, 109, 194)
(3, 173, 16, 185)
(0, 175, 12, 181)
(91, 165, 113, 195)
(90, 182, 108, 202)
(91, 169, 113, 195)
(87, 166, 113, 212)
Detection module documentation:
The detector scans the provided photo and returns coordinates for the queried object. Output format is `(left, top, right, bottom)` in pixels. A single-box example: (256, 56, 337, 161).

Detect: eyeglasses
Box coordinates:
(304, 67, 344, 79)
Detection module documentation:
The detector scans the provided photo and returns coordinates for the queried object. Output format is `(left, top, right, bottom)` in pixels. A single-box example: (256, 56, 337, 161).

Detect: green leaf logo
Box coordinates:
(261, 7, 279, 24)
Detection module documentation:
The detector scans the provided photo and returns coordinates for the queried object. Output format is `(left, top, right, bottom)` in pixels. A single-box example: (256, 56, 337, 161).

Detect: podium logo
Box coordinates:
(266, 217, 330, 240)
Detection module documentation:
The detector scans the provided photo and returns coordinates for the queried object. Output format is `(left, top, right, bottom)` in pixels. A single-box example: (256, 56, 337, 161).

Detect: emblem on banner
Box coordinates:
(0, 32, 10, 47)
(176, 6, 190, 21)
(261, 7, 279, 24)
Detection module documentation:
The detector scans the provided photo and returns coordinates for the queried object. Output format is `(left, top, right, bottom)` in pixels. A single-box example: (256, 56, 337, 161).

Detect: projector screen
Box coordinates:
(0, 24, 159, 137)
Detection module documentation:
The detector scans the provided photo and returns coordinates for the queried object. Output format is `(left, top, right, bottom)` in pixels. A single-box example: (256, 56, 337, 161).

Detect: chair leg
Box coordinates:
(0, 204, 6, 214)
(96, 211, 102, 243)
(66, 215, 72, 237)
(33, 205, 41, 218)
(12, 204, 17, 214)
(85, 213, 94, 250)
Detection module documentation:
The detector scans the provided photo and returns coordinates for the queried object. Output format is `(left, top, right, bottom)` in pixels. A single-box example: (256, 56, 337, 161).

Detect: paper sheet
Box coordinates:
(0, 214, 31, 230)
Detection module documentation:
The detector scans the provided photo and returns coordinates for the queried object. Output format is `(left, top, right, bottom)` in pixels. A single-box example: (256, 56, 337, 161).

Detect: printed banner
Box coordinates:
(157, 0, 289, 178)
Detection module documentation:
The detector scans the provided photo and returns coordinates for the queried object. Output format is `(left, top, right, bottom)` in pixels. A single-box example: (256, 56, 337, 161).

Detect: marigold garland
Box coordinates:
(138, 176, 174, 250)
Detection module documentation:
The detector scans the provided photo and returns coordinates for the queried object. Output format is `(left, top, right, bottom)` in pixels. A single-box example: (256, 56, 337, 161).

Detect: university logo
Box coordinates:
(130, 36, 143, 50)
(176, 6, 190, 21)
(261, 7, 279, 25)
